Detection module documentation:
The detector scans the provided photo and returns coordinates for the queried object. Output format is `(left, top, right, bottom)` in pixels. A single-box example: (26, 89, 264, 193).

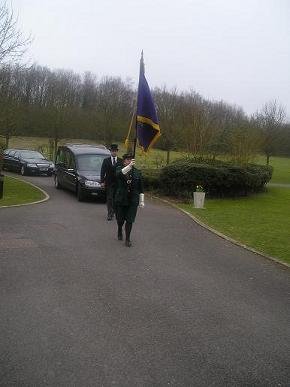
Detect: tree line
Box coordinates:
(0, 0, 289, 165)
(0, 63, 288, 164)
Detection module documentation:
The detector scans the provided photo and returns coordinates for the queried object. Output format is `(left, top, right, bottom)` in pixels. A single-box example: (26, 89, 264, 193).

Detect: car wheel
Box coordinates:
(54, 175, 62, 189)
(76, 184, 86, 202)
(20, 165, 27, 176)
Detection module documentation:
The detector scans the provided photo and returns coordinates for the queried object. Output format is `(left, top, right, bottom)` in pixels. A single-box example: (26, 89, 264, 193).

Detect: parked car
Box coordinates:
(3, 149, 55, 176)
(54, 144, 110, 201)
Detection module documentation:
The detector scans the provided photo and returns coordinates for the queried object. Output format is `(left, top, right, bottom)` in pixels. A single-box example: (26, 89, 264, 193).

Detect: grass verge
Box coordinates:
(255, 155, 290, 184)
(0, 176, 45, 207)
(177, 186, 290, 265)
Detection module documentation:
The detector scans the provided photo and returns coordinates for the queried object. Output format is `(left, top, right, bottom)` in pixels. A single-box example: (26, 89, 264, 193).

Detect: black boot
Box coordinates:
(118, 229, 123, 240)
(117, 222, 124, 240)
(125, 222, 132, 247)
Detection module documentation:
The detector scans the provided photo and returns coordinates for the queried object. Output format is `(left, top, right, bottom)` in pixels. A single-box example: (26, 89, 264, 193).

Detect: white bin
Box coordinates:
(193, 191, 205, 208)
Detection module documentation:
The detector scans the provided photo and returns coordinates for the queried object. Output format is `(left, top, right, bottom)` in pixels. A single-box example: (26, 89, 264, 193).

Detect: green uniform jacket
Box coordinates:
(114, 166, 144, 207)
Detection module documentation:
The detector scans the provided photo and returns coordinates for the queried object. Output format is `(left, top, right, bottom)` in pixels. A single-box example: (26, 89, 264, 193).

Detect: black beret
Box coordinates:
(122, 153, 134, 160)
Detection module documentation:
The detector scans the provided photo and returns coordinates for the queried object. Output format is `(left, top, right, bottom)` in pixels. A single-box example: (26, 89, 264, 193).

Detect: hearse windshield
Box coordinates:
(19, 150, 45, 159)
(76, 154, 107, 172)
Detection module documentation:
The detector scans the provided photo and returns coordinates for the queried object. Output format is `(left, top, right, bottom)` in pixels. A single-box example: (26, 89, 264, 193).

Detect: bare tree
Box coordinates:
(154, 87, 182, 164)
(0, 64, 24, 146)
(228, 119, 262, 164)
(255, 100, 286, 164)
(81, 71, 97, 110)
(0, 1, 31, 64)
(180, 91, 210, 156)
(0, 2, 30, 145)
(95, 77, 133, 145)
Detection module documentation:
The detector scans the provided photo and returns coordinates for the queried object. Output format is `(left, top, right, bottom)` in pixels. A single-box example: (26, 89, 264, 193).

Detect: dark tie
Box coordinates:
(113, 158, 116, 166)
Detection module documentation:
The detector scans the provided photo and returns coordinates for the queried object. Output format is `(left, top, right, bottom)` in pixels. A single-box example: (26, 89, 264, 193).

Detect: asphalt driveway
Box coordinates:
(0, 174, 290, 386)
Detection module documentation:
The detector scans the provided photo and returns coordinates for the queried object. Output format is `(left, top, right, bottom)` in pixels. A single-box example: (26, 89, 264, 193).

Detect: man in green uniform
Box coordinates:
(114, 153, 144, 247)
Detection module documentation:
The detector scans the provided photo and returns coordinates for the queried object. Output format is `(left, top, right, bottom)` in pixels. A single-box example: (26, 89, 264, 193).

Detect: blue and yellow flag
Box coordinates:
(135, 52, 161, 152)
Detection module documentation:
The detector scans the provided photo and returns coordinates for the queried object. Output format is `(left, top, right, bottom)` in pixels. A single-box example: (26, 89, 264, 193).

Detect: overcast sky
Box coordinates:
(12, 0, 290, 120)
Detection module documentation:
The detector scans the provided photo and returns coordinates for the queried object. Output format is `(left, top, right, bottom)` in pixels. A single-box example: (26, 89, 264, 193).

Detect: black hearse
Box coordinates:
(54, 144, 110, 201)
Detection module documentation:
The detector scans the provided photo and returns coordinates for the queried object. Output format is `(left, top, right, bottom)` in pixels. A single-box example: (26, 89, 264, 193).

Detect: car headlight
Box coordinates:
(50, 163, 55, 168)
(27, 163, 37, 167)
(85, 180, 101, 187)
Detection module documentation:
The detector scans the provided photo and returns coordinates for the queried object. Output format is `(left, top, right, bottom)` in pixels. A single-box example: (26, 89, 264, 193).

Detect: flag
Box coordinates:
(136, 52, 161, 152)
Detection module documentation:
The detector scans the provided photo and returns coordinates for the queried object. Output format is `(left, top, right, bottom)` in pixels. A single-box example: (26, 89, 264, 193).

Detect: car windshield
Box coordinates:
(77, 154, 107, 172)
(19, 151, 45, 159)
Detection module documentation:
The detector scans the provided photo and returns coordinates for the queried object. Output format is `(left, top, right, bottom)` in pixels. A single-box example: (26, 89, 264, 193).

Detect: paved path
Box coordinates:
(1, 174, 290, 386)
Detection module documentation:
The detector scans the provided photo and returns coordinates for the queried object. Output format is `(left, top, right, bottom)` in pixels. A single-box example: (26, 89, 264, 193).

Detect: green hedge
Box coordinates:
(0, 139, 5, 172)
(141, 168, 161, 191)
(159, 158, 273, 198)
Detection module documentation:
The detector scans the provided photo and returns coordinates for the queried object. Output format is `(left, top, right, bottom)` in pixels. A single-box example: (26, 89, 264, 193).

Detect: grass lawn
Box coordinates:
(0, 176, 45, 207)
(268, 157, 290, 184)
(179, 186, 290, 265)
(255, 155, 290, 184)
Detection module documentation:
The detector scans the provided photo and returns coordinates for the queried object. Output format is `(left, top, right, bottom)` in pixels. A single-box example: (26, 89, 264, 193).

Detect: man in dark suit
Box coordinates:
(100, 144, 122, 220)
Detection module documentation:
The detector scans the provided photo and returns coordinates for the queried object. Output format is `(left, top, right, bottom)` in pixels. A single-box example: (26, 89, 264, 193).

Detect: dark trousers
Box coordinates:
(116, 207, 133, 242)
(106, 185, 115, 218)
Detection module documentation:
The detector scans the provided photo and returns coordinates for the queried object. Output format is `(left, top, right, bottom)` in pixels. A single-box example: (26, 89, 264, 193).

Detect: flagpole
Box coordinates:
(133, 116, 137, 158)
(133, 51, 144, 158)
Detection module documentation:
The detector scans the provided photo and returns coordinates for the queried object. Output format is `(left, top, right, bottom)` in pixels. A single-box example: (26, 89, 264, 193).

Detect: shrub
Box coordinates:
(0, 138, 5, 172)
(141, 168, 161, 191)
(0, 138, 5, 151)
(159, 158, 273, 198)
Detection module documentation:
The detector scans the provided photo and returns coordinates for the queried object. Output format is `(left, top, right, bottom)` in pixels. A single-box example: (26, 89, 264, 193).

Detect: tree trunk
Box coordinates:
(166, 150, 170, 165)
(0, 148, 3, 173)
(48, 139, 54, 160)
(53, 137, 58, 161)
(5, 134, 9, 148)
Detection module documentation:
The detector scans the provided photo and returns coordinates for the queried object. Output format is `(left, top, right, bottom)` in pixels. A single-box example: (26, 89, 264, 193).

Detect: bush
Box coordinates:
(159, 158, 273, 198)
(141, 168, 161, 191)
(0, 138, 5, 151)
(0, 138, 5, 172)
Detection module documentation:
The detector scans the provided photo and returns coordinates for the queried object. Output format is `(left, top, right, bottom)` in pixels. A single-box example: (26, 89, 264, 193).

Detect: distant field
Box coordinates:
(7, 136, 290, 183)
(9, 136, 98, 149)
(8, 136, 184, 169)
